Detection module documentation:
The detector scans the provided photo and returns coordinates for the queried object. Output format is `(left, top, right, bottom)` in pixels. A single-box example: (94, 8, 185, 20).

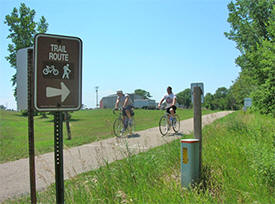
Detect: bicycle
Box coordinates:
(159, 112, 180, 136)
(43, 65, 59, 76)
(113, 108, 135, 137)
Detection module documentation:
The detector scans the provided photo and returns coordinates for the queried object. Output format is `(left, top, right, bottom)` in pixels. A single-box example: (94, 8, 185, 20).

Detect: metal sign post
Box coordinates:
(34, 33, 82, 204)
(27, 48, 37, 204)
(54, 112, 64, 204)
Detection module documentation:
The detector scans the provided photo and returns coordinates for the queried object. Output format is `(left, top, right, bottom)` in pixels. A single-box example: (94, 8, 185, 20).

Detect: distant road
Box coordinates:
(0, 111, 233, 202)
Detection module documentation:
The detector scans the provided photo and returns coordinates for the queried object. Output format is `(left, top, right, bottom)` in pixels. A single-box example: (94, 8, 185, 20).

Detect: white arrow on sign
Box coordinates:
(46, 82, 70, 102)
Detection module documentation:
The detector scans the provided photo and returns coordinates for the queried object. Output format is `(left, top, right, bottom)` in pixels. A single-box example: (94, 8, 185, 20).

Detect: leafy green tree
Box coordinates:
(134, 89, 152, 99)
(4, 3, 48, 98)
(226, 89, 239, 110)
(228, 70, 257, 109)
(225, 0, 275, 114)
(176, 88, 191, 108)
(204, 93, 215, 110)
(0, 105, 7, 110)
(214, 87, 228, 99)
(212, 87, 228, 110)
(204, 87, 238, 110)
(225, 0, 273, 55)
(249, 38, 275, 115)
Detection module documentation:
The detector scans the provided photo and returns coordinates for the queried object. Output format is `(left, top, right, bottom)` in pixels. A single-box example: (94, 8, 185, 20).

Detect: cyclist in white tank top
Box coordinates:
(158, 86, 177, 118)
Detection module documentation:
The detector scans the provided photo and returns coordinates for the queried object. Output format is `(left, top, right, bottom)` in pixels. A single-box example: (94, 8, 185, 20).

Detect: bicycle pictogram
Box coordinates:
(43, 65, 59, 76)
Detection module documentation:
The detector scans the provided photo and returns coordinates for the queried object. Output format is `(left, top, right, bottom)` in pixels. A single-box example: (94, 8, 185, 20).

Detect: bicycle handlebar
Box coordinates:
(112, 108, 122, 115)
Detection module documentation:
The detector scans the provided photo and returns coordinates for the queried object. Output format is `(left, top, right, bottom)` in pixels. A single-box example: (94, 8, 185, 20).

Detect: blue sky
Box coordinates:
(0, 0, 240, 109)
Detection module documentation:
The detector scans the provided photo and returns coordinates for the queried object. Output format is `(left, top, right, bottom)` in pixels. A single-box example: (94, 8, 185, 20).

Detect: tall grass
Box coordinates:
(202, 111, 275, 203)
(5, 111, 274, 203)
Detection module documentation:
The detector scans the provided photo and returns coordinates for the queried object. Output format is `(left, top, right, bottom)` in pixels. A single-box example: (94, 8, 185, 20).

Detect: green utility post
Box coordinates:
(181, 139, 200, 187)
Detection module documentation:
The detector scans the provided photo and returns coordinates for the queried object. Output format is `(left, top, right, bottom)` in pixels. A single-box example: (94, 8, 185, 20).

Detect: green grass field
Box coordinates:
(5, 111, 274, 203)
(0, 108, 215, 163)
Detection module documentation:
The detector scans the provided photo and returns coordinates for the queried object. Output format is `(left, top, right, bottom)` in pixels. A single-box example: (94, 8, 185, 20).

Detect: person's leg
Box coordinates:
(166, 107, 172, 128)
(125, 106, 133, 121)
(125, 109, 131, 120)
(125, 106, 134, 134)
(122, 109, 128, 131)
(170, 106, 177, 126)
(125, 109, 133, 134)
(170, 108, 175, 117)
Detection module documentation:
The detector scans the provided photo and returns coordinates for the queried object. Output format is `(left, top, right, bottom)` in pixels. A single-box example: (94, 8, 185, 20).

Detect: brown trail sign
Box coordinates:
(34, 33, 82, 111)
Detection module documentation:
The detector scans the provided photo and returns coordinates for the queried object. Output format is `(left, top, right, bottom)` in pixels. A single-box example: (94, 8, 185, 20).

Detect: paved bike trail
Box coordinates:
(0, 111, 233, 202)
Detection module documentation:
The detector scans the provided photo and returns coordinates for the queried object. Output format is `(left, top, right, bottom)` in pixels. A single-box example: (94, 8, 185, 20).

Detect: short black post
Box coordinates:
(54, 111, 64, 204)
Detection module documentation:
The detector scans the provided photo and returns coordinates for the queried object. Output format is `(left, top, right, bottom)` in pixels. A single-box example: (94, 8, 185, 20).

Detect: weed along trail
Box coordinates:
(0, 111, 232, 202)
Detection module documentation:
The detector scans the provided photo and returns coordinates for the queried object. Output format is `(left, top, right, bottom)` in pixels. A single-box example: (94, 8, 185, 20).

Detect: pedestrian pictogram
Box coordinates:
(62, 64, 71, 79)
(34, 33, 82, 111)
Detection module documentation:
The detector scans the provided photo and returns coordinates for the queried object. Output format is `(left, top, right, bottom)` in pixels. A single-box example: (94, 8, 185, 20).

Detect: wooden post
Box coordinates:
(193, 86, 202, 178)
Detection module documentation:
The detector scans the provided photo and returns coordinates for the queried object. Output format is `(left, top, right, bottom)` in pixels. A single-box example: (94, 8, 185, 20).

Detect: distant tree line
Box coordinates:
(134, 89, 152, 99)
(203, 87, 239, 111)
(0, 105, 7, 110)
(176, 87, 240, 111)
(177, 0, 274, 115)
(172, 0, 275, 115)
(200, 0, 275, 114)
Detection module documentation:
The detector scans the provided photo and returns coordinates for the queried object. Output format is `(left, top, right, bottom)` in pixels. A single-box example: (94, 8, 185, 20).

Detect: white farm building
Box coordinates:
(100, 94, 156, 109)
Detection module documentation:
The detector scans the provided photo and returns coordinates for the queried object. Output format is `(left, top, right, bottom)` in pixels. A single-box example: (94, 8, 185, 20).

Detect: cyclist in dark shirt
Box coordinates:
(115, 90, 134, 132)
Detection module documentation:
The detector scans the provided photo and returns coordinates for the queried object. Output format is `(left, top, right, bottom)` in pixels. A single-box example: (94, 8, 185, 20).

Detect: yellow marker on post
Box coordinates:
(182, 147, 188, 164)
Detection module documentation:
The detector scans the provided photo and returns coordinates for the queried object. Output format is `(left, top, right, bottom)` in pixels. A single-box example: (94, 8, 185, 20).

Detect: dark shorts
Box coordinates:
(166, 105, 177, 114)
(122, 105, 134, 117)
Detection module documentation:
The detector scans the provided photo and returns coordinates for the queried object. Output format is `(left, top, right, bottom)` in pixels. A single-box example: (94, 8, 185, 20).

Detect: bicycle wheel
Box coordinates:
(53, 69, 59, 76)
(159, 115, 169, 136)
(172, 114, 180, 133)
(113, 118, 124, 137)
(42, 68, 49, 75)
